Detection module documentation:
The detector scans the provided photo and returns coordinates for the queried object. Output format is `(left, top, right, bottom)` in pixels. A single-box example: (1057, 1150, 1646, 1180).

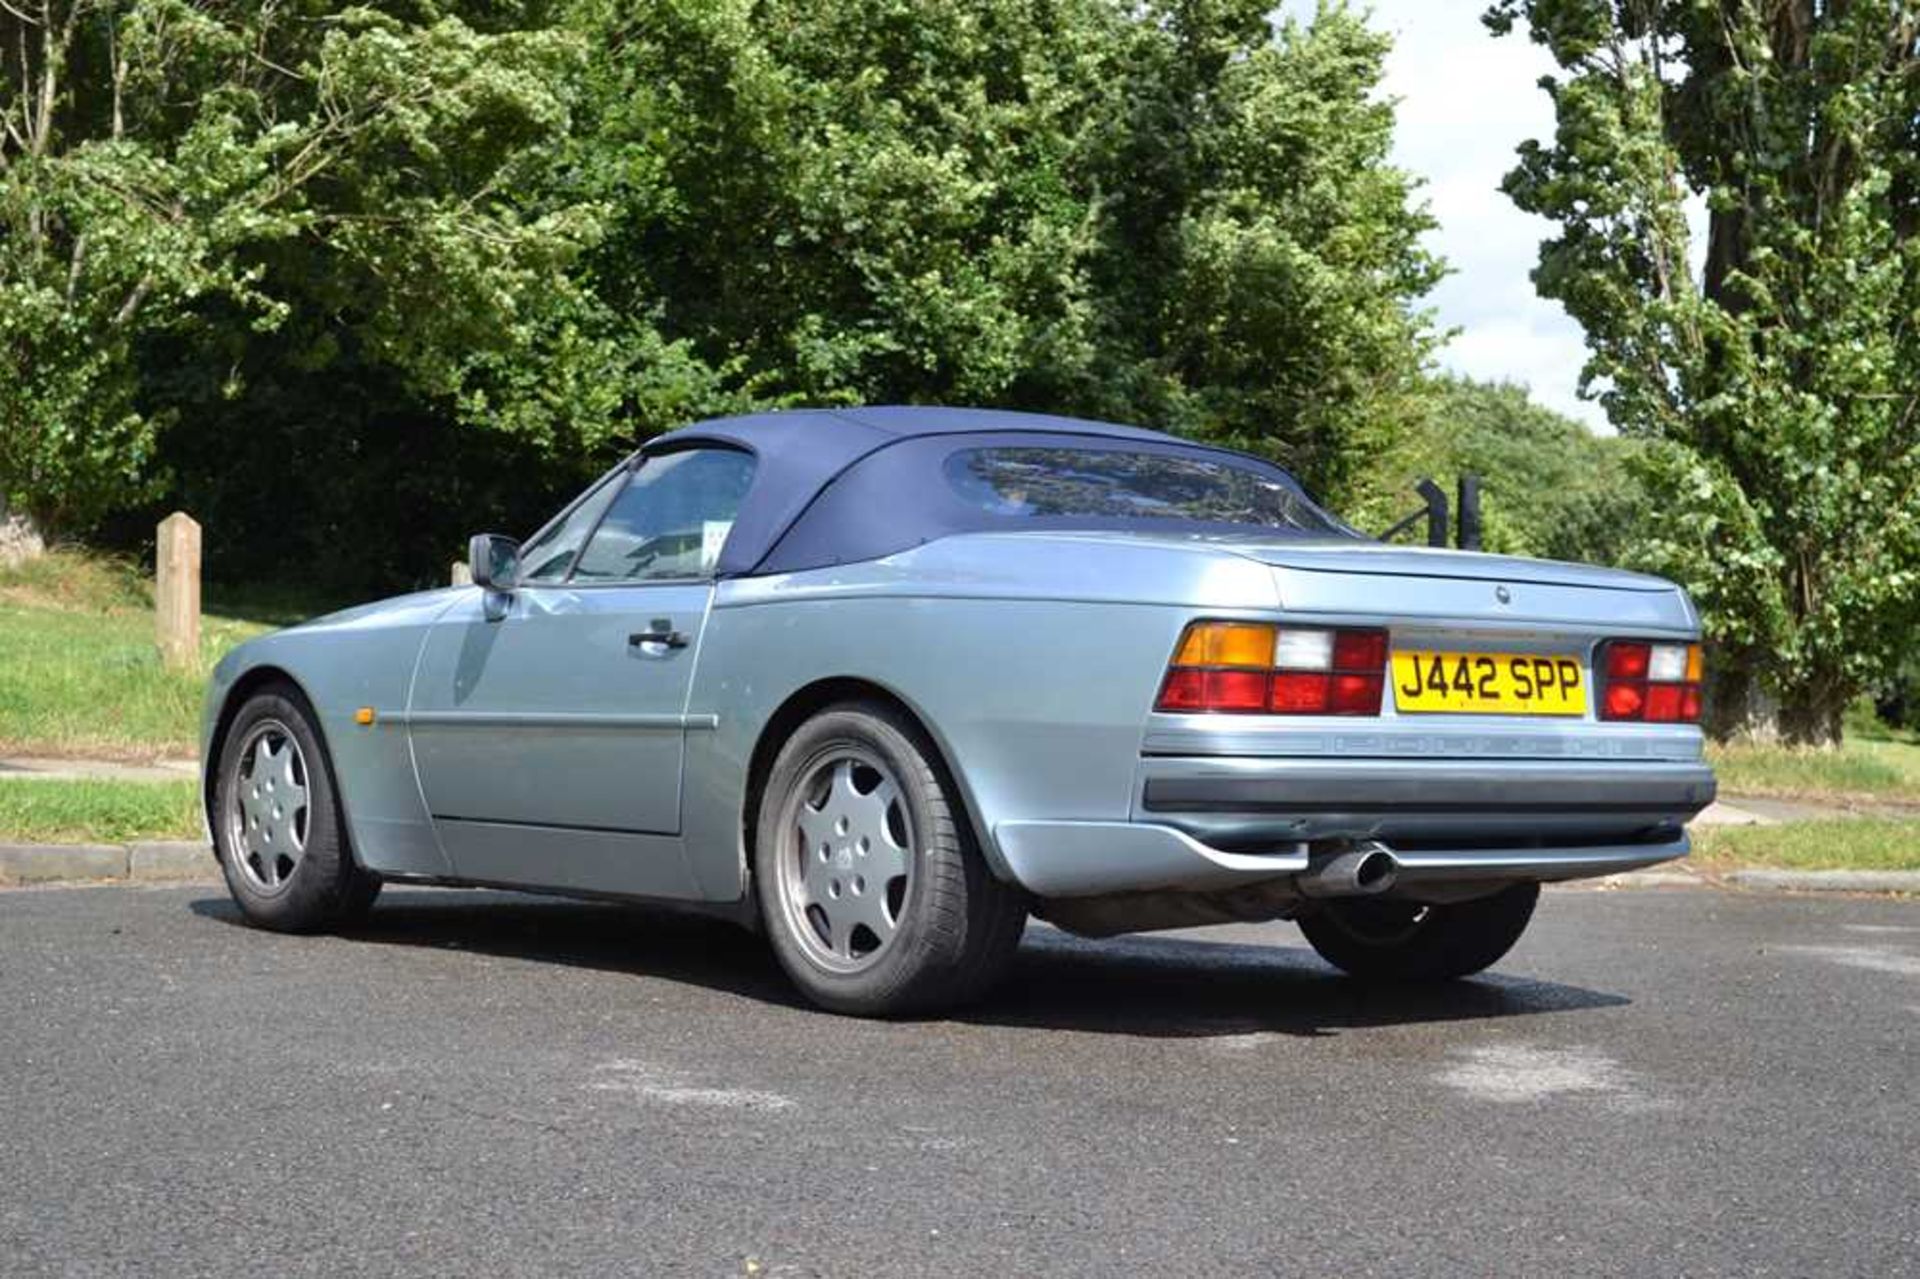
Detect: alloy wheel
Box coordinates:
(775, 748, 915, 973)
(224, 720, 311, 896)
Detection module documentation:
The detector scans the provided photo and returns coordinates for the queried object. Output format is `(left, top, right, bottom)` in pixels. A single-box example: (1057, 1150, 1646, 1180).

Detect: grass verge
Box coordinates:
(0, 549, 285, 760)
(1706, 738, 1920, 804)
(0, 779, 203, 845)
(1690, 818, 1920, 873)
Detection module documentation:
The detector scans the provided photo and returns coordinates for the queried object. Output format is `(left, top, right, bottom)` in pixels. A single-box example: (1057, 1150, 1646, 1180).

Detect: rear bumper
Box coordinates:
(991, 754, 1711, 898)
(993, 820, 1690, 897)
(1135, 755, 1713, 848)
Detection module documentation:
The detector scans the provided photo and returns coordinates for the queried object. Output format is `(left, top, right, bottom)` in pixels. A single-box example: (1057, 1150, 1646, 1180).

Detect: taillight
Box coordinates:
(1156, 622, 1388, 715)
(1598, 639, 1703, 723)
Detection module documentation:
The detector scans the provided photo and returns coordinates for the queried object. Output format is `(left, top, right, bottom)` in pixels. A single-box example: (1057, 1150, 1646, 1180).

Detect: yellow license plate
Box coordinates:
(1391, 650, 1587, 716)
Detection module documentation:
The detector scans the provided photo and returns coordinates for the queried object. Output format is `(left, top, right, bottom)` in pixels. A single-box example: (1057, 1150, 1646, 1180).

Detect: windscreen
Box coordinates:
(943, 446, 1342, 534)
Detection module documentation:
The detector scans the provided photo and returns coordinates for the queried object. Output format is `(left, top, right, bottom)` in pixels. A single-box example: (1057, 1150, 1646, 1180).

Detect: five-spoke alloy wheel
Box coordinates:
(214, 684, 380, 932)
(755, 702, 1027, 1016)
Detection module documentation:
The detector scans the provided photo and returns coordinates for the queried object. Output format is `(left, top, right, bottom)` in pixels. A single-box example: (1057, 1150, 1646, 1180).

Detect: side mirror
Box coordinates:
(468, 533, 520, 591)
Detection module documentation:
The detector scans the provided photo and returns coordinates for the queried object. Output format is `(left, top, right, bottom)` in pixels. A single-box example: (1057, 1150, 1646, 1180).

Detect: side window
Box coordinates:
(518, 469, 628, 584)
(572, 448, 756, 583)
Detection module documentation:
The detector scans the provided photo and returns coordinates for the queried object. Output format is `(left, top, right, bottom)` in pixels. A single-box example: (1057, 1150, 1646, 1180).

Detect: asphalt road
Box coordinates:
(2, 882, 1916, 1277)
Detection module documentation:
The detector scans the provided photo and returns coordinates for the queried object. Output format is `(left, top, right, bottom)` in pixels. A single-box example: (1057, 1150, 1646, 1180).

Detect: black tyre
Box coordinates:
(1296, 882, 1540, 982)
(212, 685, 380, 933)
(753, 702, 1027, 1016)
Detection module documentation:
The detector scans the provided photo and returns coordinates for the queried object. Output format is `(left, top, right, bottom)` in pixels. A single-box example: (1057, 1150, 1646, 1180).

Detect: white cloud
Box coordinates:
(1278, 1, 1610, 431)
(1445, 317, 1598, 424)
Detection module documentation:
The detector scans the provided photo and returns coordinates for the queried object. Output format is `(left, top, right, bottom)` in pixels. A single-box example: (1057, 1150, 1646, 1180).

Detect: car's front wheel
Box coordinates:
(213, 685, 380, 932)
(754, 702, 1027, 1016)
(1296, 882, 1540, 982)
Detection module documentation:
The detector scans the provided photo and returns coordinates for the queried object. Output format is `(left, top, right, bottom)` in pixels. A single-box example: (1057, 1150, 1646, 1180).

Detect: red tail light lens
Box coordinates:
(1156, 667, 1271, 713)
(1157, 623, 1388, 715)
(1330, 672, 1385, 715)
(1645, 683, 1683, 721)
(1605, 641, 1651, 680)
(1156, 668, 1270, 713)
(1156, 668, 1207, 712)
(1603, 681, 1645, 720)
(1269, 671, 1330, 712)
(1598, 639, 1703, 724)
(1332, 630, 1388, 671)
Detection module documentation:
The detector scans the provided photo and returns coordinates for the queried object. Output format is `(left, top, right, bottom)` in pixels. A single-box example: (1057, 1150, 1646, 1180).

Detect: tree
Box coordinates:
(1361, 374, 1647, 564)
(0, 2, 598, 538)
(1067, 0, 1446, 500)
(7, 1, 1442, 591)
(1488, 1, 1920, 744)
(564, 0, 1441, 503)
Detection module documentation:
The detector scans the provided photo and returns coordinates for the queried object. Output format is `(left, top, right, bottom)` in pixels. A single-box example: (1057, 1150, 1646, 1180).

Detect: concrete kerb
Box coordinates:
(0, 841, 215, 887)
(1723, 869, 1920, 895)
(1582, 864, 1920, 895)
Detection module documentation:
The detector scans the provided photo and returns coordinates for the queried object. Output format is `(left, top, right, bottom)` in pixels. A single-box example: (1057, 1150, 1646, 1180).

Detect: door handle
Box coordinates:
(629, 621, 689, 650)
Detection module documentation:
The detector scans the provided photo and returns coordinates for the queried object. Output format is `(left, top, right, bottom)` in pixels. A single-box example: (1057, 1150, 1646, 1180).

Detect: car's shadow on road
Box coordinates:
(981, 926, 1628, 1039)
(190, 888, 1628, 1039)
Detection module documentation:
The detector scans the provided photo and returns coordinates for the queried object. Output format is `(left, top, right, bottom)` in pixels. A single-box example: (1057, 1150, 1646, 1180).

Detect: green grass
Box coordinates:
(0, 549, 285, 759)
(1707, 738, 1920, 803)
(0, 779, 202, 844)
(1692, 818, 1920, 872)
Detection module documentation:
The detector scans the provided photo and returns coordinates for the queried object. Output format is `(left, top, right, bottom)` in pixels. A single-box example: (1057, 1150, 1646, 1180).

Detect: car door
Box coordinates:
(408, 446, 757, 895)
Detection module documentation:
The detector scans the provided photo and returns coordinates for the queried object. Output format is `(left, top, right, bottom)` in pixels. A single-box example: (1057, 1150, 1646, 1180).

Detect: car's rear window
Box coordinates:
(943, 446, 1340, 533)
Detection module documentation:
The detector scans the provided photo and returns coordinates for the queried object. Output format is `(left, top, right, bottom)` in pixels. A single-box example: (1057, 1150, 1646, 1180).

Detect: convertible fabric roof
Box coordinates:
(641, 406, 1323, 577)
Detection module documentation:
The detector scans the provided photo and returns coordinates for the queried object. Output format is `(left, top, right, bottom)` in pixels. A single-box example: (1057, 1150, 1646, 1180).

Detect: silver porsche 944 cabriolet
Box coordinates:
(202, 407, 1715, 1014)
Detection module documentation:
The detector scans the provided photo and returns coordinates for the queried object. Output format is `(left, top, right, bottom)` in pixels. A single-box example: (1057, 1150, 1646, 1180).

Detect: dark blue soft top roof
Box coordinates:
(649, 405, 1185, 453)
(641, 406, 1331, 576)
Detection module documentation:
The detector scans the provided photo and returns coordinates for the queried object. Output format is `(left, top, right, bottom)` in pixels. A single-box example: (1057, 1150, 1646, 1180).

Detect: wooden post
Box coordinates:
(156, 512, 201, 670)
(451, 560, 473, 586)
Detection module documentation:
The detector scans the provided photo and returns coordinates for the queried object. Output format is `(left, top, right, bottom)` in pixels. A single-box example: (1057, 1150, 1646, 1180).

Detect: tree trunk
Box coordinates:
(1776, 678, 1848, 748)
(1704, 653, 1779, 743)
(0, 497, 47, 568)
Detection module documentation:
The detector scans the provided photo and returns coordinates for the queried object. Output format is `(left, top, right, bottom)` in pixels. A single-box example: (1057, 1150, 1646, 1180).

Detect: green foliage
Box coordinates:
(1, 2, 600, 536)
(560, 0, 1442, 500)
(1489, 1, 1920, 743)
(5, 1, 1441, 593)
(1356, 375, 1647, 564)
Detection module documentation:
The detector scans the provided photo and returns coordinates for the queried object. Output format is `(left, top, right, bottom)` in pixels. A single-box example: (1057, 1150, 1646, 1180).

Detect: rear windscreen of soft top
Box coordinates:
(757, 432, 1352, 573)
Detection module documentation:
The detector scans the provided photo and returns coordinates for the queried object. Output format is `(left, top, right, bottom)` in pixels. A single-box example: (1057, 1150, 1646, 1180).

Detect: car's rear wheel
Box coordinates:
(213, 686, 380, 932)
(1296, 882, 1539, 982)
(754, 702, 1027, 1016)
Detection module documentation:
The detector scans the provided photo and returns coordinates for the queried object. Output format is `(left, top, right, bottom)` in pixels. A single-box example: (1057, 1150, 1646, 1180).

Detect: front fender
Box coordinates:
(200, 589, 464, 878)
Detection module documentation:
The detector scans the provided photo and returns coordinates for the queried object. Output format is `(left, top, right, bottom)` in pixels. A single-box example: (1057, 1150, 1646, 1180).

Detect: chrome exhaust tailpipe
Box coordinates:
(1294, 843, 1399, 898)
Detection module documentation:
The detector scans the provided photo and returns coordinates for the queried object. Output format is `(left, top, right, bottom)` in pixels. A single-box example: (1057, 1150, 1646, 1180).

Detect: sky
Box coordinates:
(1282, 2, 1607, 430)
